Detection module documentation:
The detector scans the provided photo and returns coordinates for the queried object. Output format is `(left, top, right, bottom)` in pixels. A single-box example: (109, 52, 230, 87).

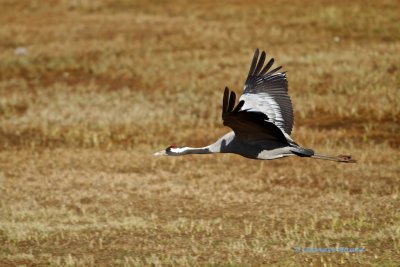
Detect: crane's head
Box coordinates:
(153, 144, 181, 156)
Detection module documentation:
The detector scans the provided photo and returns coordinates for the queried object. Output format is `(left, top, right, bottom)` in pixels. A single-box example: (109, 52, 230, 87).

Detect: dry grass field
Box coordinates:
(0, 0, 399, 266)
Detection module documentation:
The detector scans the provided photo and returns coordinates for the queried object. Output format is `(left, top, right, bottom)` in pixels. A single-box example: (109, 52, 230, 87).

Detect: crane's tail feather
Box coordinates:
(311, 153, 356, 163)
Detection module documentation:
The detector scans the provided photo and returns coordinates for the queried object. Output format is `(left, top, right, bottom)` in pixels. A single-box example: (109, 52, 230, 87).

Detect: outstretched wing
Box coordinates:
(239, 49, 294, 135)
(222, 87, 289, 144)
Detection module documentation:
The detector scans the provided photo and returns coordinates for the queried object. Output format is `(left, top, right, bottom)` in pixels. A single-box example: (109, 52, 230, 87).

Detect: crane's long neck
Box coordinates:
(165, 134, 229, 156)
(168, 146, 214, 156)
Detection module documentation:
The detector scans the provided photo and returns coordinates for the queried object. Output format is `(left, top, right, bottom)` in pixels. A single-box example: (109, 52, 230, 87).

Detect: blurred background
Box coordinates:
(0, 0, 399, 266)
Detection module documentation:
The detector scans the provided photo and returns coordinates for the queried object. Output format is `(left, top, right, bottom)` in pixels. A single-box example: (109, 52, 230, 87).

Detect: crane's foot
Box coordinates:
(337, 154, 356, 163)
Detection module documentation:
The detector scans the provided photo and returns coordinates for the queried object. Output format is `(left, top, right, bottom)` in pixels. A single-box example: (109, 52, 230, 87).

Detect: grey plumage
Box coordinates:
(154, 49, 356, 163)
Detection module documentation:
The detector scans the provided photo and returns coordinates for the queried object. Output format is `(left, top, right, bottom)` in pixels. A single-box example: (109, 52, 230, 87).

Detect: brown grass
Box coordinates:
(0, 0, 399, 266)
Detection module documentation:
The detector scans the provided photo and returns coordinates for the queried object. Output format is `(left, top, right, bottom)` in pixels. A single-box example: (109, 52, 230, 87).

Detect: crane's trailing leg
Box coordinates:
(311, 153, 356, 163)
(290, 146, 356, 163)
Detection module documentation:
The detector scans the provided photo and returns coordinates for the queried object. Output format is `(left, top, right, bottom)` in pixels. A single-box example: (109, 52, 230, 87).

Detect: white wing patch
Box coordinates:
(239, 93, 288, 134)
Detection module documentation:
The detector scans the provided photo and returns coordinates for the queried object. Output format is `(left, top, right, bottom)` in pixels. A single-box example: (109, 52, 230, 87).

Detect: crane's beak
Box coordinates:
(153, 150, 167, 156)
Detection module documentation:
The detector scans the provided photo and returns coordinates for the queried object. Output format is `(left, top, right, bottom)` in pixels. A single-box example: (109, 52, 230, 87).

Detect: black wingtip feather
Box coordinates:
(223, 87, 229, 113)
(228, 91, 236, 112)
(260, 58, 274, 76)
(254, 51, 266, 75)
(234, 100, 245, 112)
(266, 66, 282, 76)
(222, 88, 245, 116)
(248, 49, 259, 77)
